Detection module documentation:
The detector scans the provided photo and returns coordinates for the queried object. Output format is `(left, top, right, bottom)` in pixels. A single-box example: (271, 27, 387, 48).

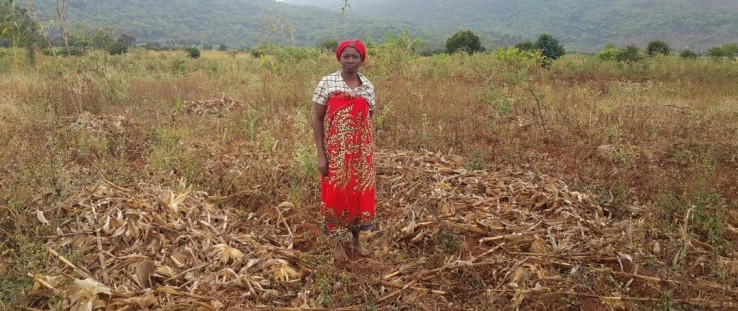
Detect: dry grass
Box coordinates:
(0, 48, 737, 310)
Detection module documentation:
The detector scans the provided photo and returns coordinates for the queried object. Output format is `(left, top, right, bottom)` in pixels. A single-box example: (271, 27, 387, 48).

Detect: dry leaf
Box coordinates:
(136, 259, 156, 288)
(36, 210, 50, 225)
(211, 244, 244, 265)
(68, 278, 111, 311)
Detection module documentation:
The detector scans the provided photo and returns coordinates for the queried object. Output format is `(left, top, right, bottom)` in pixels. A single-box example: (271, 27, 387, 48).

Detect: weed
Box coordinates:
(172, 59, 186, 75)
(374, 100, 392, 131)
(436, 228, 461, 254)
(465, 148, 487, 171)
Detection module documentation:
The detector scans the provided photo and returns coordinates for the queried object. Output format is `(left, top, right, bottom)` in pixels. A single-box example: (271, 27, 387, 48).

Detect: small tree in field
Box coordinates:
(0, 3, 40, 62)
(446, 30, 482, 54)
(706, 43, 738, 58)
(185, 47, 200, 59)
(646, 40, 670, 56)
(616, 45, 643, 62)
(597, 43, 620, 60)
(107, 41, 128, 55)
(534, 33, 565, 60)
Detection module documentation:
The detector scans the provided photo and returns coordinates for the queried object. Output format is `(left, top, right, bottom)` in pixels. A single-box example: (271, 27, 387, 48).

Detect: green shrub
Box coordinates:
(446, 30, 483, 54)
(706, 43, 738, 58)
(107, 42, 128, 55)
(535, 33, 566, 60)
(615, 45, 643, 62)
(249, 48, 265, 58)
(185, 47, 201, 59)
(597, 43, 620, 61)
(646, 40, 670, 56)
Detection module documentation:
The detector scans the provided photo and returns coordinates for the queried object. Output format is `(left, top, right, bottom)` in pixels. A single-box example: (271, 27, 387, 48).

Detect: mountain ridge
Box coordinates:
(18, 0, 738, 52)
(287, 0, 738, 51)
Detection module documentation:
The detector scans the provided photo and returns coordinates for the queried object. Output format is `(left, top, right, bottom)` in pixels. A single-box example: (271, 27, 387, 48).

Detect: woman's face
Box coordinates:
(339, 47, 362, 74)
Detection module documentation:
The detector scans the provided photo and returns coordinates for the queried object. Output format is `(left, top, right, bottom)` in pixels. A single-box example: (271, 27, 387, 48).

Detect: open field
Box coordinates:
(1, 48, 737, 310)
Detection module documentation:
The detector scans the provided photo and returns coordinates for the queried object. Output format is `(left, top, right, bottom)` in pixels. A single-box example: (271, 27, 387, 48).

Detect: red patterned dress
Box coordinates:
(313, 71, 376, 236)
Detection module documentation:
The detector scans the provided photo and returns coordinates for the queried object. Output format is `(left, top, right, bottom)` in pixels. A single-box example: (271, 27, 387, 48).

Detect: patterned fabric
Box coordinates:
(336, 39, 367, 62)
(319, 91, 375, 237)
(312, 71, 375, 111)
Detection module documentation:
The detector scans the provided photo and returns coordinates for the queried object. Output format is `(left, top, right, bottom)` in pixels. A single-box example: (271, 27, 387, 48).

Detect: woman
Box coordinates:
(312, 39, 375, 262)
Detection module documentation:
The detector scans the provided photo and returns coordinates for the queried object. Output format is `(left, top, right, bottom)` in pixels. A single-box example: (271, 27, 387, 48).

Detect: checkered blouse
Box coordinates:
(312, 70, 375, 111)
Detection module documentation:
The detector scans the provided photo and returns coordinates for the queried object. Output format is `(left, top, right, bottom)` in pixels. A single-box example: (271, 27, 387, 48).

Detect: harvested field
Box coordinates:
(17, 150, 738, 310)
(2, 51, 738, 310)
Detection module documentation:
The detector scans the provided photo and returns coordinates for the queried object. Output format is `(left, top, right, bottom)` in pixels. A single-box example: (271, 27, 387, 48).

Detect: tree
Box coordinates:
(534, 33, 565, 60)
(218, 43, 227, 51)
(68, 24, 115, 51)
(57, 0, 70, 54)
(706, 43, 738, 58)
(646, 40, 670, 56)
(445, 30, 482, 54)
(0, 2, 40, 62)
(185, 47, 200, 59)
(597, 43, 620, 61)
(107, 41, 127, 55)
(615, 45, 643, 62)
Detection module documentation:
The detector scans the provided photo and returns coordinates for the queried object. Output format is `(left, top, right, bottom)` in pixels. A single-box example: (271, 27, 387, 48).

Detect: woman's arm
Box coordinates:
(313, 103, 328, 176)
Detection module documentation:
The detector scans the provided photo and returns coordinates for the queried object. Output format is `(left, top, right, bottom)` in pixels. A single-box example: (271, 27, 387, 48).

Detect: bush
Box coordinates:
(706, 43, 738, 58)
(514, 41, 536, 52)
(646, 40, 670, 56)
(446, 30, 483, 54)
(597, 43, 620, 61)
(615, 45, 643, 62)
(317, 39, 338, 53)
(185, 47, 201, 59)
(249, 48, 265, 58)
(218, 43, 227, 51)
(535, 33, 565, 60)
(107, 42, 128, 55)
(679, 49, 698, 59)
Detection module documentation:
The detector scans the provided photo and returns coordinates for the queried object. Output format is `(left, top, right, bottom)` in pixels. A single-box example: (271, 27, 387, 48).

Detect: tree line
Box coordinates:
(2, 1, 737, 64)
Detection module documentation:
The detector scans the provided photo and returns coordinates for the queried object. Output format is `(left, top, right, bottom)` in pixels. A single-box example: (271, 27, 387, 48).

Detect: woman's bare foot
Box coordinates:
(334, 242, 349, 263)
(349, 243, 371, 257)
(350, 229, 371, 257)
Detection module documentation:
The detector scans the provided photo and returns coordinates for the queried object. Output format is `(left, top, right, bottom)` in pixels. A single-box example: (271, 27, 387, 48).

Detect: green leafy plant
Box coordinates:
(646, 40, 671, 56)
(185, 47, 201, 59)
(446, 30, 483, 54)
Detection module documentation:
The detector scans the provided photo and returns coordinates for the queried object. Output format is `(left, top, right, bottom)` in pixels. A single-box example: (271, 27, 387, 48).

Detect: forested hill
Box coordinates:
(287, 0, 738, 52)
(18, 0, 438, 48)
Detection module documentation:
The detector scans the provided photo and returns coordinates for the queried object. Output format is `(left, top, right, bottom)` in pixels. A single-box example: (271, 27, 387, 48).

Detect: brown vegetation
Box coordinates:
(1, 48, 737, 310)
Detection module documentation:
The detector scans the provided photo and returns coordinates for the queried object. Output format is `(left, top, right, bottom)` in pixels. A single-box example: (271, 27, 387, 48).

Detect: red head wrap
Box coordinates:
(336, 39, 366, 62)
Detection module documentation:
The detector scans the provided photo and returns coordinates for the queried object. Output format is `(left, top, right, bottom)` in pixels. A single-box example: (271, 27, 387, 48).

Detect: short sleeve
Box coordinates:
(364, 82, 376, 111)
(366, 87, 376, 111)
(312, 79, 329, 105)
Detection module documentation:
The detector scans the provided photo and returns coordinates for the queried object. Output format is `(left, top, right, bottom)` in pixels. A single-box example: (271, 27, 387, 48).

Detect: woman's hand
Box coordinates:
(317, 155, 329, 176)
